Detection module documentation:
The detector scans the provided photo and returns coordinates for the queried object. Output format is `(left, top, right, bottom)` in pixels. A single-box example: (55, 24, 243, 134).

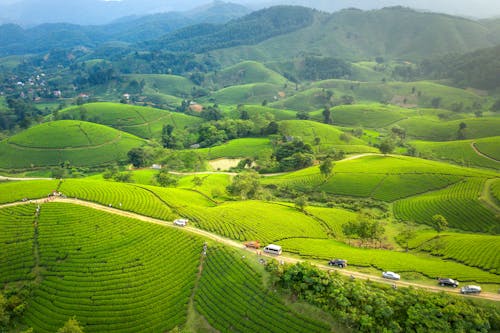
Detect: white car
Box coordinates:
(382, 271, 400, 280)
(173, 218, 188, 227)
(460, 285, 481, 294)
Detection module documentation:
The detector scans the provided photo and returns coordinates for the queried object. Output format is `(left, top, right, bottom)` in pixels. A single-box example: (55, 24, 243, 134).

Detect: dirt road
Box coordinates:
(1, 198, 499, 302)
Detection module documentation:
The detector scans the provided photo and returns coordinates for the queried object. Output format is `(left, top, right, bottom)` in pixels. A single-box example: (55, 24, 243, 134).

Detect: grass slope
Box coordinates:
(205, 83, 282, 105)
(124, 74, 196, 97)
(0, 121, 146, 169)
(413, 137, 500, 170)
(60, 102, 202, 139)
(207, 60, 288, 87)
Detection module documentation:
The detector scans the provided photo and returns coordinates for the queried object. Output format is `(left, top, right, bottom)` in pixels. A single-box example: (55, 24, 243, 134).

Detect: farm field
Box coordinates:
(195, 137, 272, 159)
(195, 246, 329, 332)
(393, 177, 500, 232)
(413, 138, 500, 170)
(59, 179, 176, 220)
(207, 60, 288, 87)
(0, 179, 59, 204)
(0, 121, 146, 169)
(276, 238, 500, 283)
(223, 104, 297, 121)
(204, 83, 282, 105)
(395, 117, 500, 141)
(2, 202, 204, 333)
(123, 74, 196, 97)
(60, 102, 202, 139)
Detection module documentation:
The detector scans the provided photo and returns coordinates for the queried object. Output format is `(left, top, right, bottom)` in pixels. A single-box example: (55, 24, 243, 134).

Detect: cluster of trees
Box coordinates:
(273, 139, 315, 171)
(342, 211, 386, 247)
(0, 98, 44, 130)
(301, 56, 352, 81)
(266, 262, 499, 333)
(0, 288, 28, 331)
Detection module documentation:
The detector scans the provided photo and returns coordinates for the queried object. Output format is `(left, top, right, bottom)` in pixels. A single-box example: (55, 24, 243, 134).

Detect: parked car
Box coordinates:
(460, 285, 481, 294)
(382, 271, 400, 280)
(328, 259, 347, 268)
(438, 278, 459, 287)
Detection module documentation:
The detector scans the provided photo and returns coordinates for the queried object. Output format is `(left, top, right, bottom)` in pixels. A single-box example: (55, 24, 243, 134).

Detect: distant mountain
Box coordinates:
(200, 6, 500, 63)
(0, 2, 250, 56)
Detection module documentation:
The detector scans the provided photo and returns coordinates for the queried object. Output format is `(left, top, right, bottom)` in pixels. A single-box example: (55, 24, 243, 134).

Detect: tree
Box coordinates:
(457, 122, 467, 140)
(490, 99, 500, 112)
(294, 196, 308, 212)
(127, 147, 150, 168)
(57, 317, 84, 333)
(397, 223, 417, 252)
(296, 111, 309, 120)
(322, 107, 332, 124)
(156, 170, 178, 187)
(319, 158, 334, 179)
(431, 214, 448, 235)
(378, 139, 395, 155)
(226, 171, 262, 199)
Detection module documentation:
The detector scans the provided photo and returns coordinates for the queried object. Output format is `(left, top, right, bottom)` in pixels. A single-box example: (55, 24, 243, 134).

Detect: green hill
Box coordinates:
(206, 61, 288, 88)
(0, 120, 146, 169)
(210, 7, 500, 64)
(204, 83, 282, 105)
(124, 74, 196, 98)
(397, 117, 500, 141)
(59, 102, 202, 139)
(278, 120, 377, 153)
(413, 137, 500, 170)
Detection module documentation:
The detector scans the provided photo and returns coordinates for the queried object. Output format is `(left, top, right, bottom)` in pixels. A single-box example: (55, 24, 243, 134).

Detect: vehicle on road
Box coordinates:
(263, 244, 282, 255)
(243, 240, 260, 249)
(460, 285, 481, 294)
(382, 271, 400, 280)
(328, 259, 347, 268)
(173, 218, 188, 227)
(438, 278, 459, 287)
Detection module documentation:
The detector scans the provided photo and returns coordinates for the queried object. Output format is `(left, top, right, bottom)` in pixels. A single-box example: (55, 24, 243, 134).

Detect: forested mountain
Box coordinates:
(420, 44, 500, 90)
(149, 6, 318, 53)
(206, 6, 500, 63)
(0, 2, 250, 56)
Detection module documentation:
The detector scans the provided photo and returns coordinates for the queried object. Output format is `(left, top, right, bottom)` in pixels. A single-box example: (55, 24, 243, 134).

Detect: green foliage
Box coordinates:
(14, 203, 203, 332)
(268, 262, 498, 332)
(0, 121, 146, 169)
(155, 170, 178, 187)
(394, 178, 499, 232)
(195, 246, 329, 332)
(227, 171, 262, 199)
(59, 179, 175, 220)
(431, 214, 448, 234)
(57, 317, 84, 333)
(0, 180, 59, 204)
(276, 238, 500, 283)
(319, 158, 334, 178)
(127, 147, 151, 168)
(207, 60, 288, 87)
(378, 138, 395, 155)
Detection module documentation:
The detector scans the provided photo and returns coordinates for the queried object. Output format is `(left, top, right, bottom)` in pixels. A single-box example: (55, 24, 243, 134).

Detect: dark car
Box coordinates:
(328, 259, 347, 268)
(438, 278, 459, 287)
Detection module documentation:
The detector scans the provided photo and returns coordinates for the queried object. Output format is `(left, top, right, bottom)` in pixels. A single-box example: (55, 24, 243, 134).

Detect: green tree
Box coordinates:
(378, 138, 395, 155)
(127, 147, 151, 168)
(294, 196, 308, 212)
(319, 158, 334, 179)
(322, 107, 332, 124)
(156, 170, 178, 187)
(57, 317, 84, 333)
(431, 214, 448, 235)
(227, 171, 262, 200)
(397, 223, 417, 252)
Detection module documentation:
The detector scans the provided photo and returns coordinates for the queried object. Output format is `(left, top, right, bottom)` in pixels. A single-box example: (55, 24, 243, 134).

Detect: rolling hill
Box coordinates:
(0, 120, 146, 169)
(59, 102, 202, 139)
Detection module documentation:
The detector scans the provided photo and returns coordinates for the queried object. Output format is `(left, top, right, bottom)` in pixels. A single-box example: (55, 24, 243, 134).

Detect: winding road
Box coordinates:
(1, 197, 499, 302)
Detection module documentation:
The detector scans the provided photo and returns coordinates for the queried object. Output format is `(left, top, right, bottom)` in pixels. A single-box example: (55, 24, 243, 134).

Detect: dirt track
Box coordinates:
(1, 197, 499, 302)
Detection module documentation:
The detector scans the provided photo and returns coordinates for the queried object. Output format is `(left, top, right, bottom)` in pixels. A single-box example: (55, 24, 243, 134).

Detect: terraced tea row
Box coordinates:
(59, 179, 175, 221)
(415, 233, 500, 274)
(0, 204, 36, 284)
(0, 179, 59, 204)
(22, 203, 203, 333)
(195, 246, 329, 332)
(394, 178, 499, 232)
(276, 238, 500, 283)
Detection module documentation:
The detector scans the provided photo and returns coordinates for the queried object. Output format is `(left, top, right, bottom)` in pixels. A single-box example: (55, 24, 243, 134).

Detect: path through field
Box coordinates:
(1, 198, 499, 302)
(471, 142, 500, 163)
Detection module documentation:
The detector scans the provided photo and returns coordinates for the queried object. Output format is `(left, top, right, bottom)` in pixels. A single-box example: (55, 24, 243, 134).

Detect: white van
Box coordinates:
(263, 244, 282, 255)
(173, 218, 188, 227)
